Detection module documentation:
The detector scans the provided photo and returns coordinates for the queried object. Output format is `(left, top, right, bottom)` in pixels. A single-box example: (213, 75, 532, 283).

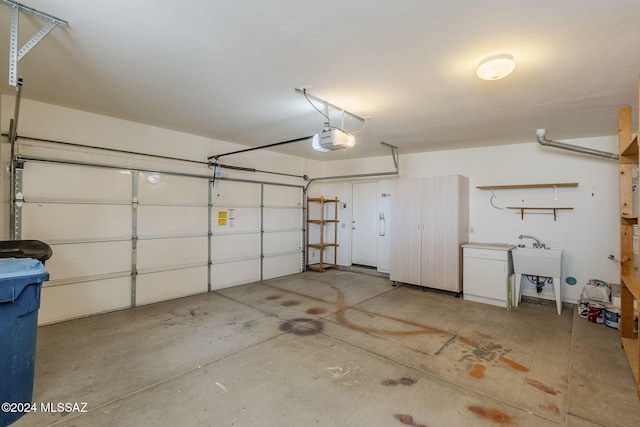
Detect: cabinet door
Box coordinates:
(390, 178, 421, 285)
(422, 176, 463, 292)
(463, 250, 509, 304)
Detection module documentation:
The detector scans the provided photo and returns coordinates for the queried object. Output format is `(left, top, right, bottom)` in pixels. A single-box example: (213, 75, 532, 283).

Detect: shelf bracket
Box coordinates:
(506, 207, 574, 221)
(1, 0, 68, 86)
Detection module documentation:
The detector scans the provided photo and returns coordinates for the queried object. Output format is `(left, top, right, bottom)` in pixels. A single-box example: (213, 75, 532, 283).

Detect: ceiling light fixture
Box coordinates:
(476, 54, 516, 81)
(295, 87, 366, 152)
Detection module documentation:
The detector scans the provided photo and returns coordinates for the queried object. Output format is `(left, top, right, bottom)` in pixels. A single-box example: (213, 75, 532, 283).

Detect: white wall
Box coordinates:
(311, 137, 620, 304)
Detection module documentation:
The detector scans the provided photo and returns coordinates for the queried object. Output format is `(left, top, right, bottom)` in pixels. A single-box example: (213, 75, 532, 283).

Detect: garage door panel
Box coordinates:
(263, 231, 301, 255)
(22, 162, 132, 202)
(263, 253, 302, 280)
(46, 241, 131, 281)
(263, 185, 302, 207)
(211, 207, 260, 233)
(211, 259, 260, 290)
(211, 234, 260, 261)
(39, 277, 131, 325)
(137, 206, 208, 236)
(212, 181, 260, 205)
(263, 208, 302, 230)
(138, 172, 208, 204)
(22, 204, 131, 242)
(137, 237, 208, 270)
(136, 267, 207, 305)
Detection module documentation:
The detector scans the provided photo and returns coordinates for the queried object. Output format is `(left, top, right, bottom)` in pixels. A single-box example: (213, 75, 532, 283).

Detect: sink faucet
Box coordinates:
(519, 234, 541, 248)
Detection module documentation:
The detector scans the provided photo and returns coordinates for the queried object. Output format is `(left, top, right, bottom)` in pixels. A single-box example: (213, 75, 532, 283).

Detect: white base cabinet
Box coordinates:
(462, 244, 515, 308)
(390, 175, 469, 293)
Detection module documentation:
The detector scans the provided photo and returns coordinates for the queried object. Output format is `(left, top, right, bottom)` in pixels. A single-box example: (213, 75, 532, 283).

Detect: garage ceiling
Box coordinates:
(1, 0, 639, 160)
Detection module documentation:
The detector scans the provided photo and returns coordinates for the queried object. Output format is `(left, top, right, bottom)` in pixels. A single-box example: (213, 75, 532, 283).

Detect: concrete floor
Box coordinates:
(11, 270, 640, 427)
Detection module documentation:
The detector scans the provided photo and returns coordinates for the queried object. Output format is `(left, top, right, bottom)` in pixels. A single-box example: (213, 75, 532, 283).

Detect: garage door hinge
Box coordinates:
(14, 191, 23, 207)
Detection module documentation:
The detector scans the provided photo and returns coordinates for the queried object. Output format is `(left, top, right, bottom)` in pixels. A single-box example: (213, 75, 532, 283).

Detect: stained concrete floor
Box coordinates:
(11, 270, 640, 427)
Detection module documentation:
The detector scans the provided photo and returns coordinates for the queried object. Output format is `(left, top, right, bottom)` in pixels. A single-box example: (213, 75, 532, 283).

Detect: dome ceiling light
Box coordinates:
(476, 54, 516, 81)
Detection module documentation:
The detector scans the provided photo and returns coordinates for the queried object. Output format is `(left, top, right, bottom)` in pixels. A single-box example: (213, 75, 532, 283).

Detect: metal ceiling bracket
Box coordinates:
(1, 0, 68, 86)
(381, 141, 399, 170)
(294, 87, 367, 123)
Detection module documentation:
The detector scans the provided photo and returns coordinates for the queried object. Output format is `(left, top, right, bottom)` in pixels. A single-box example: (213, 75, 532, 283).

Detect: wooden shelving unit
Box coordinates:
(618, 89, 640, 399)
(306, 197, 339, 272)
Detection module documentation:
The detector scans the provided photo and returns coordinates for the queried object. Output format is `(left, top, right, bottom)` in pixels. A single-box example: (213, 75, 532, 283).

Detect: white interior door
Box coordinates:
(351, 182, 378, 267)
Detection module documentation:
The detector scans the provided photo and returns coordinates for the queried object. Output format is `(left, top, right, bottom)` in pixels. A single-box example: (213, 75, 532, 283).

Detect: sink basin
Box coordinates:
(512, 247, 563, 277)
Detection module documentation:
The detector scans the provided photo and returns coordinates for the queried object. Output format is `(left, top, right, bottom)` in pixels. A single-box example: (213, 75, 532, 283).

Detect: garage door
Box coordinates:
(262, 184, 303, 279)
(17, 160, 304, 324)
(135, 172, 209, 305)
(210, 180, 303, 289)
(20, 162, 133, 324)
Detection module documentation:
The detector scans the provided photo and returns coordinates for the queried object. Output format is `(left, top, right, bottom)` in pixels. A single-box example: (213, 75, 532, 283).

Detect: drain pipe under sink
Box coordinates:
(536, 129, 619, 161)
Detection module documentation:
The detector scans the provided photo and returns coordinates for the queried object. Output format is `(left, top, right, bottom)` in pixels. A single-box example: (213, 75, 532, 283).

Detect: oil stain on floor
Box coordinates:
(260, 278, 561, 423)
(468, 405, 513, 424)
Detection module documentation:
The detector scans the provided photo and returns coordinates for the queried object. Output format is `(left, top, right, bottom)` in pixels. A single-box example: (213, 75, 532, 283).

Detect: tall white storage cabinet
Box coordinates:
(390, 175, 469, 294)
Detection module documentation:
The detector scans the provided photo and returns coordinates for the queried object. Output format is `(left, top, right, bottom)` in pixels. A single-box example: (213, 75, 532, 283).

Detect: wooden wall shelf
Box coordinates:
(506, 206, 573, 221)
(476, 182, 578, 190)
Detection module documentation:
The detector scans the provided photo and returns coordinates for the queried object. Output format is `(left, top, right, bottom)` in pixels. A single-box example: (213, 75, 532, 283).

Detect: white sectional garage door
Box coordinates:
(210, 180, 303, 289)
(262, 184, 304, 279)
(135, 172, 209, 305)
(17, 160, 303, 324)
(20, 162, 134, 324)
(211, 180, 262, 290)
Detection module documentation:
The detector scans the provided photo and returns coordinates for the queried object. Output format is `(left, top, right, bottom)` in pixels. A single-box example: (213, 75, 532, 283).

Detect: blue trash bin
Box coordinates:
(0, 258, 49, 427)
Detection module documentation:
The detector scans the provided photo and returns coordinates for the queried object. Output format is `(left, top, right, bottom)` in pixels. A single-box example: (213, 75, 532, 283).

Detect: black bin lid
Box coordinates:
(0, 240, 53, 262)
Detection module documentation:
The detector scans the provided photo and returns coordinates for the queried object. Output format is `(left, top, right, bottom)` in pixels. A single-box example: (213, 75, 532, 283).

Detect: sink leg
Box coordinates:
(514, 273, 522, 307)
(552, 276, 562, 315)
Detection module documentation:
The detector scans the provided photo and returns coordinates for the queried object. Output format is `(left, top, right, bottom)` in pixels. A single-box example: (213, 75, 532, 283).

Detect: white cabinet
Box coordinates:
(389, 178, 421, 285)
(462, 244, 515, 308)
(390, 175, 469, 293)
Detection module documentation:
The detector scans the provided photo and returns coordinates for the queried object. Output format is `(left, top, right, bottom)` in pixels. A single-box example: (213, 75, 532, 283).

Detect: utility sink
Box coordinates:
(512, 247, 563, 315)
(512, 247, 563, 278)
